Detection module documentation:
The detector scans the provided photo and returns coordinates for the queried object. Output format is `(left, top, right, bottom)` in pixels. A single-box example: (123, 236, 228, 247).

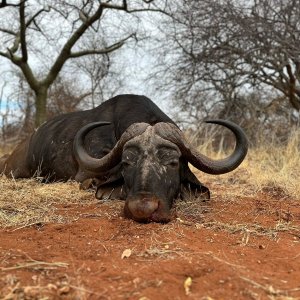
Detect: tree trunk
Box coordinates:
(34, 86, 48, 128)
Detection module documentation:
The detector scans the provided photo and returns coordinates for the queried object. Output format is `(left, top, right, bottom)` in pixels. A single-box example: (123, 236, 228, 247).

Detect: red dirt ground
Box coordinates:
(0, 182, 300, 300)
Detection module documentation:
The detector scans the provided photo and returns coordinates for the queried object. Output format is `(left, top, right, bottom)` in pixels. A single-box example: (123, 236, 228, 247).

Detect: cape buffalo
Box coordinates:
(0, 94, 248, 222)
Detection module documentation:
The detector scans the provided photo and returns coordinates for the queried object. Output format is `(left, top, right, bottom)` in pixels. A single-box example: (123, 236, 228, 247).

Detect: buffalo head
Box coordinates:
(73, 121, 248, 223)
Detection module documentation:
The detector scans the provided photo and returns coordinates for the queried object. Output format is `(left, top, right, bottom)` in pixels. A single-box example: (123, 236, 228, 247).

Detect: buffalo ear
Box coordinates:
(96, 180, 126, 200)
(78, 164, 126, 200)
(95, 165, 126, 200)
(179, 162, 210, 201)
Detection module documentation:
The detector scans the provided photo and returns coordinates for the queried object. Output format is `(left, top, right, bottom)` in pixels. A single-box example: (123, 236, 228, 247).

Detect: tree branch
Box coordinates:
(0, 27, 16, 35)
(69, 34, 135, 58)
(9, 33, 20, 53)
(0, 0, 24, 8)
(126, 7, 172, 17)
(5, 53, 39, 91)
(1, 12, 39, 92)
(0, 50, 9, 58)
(285, 63, 299, 109)
(101, 0, 127, 11)
(43, 1, 131, 87)
(19, 0, 28, 62)
(25, 6, 51, 29)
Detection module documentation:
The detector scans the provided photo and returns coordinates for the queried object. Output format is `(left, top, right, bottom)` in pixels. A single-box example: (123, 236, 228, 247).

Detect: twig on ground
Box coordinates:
(1, 260, 68, 271)
(10, 221, 46, 232)
(205, 251, 246, 269)
(241, 276, 300, 296)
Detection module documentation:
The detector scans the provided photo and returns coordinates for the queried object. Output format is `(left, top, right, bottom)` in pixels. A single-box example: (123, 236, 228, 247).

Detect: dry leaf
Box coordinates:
(184, 276, 192, 295)
(121, 248, 132, 259)
(176, 218, 193, 226)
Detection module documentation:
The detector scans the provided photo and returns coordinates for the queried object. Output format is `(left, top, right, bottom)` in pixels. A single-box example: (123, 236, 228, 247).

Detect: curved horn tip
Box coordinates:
(204, 120, 248, 140)
(75, 121, 112, 136)
(87, 121, 111, 126)
(205, 119, 235, 125)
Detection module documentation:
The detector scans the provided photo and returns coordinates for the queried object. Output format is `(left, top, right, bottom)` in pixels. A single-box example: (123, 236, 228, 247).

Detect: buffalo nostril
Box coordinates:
(128, 198, 159, 219)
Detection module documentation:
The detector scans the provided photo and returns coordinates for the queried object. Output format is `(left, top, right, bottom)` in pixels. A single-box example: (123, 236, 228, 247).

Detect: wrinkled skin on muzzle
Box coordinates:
(121, 127, 181, 222)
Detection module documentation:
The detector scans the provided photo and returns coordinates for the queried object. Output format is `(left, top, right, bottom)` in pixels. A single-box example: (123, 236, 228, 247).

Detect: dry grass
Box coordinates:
(0, 177, 96, 228)
(201, 220, 300, 240)
(194, 130, 300, 200)
(1, 130, 300, 228)
(248, 131, 300, 198)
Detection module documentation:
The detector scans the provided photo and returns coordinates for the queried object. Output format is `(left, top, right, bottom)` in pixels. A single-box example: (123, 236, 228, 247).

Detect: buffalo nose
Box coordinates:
(127, 197, 159, 219)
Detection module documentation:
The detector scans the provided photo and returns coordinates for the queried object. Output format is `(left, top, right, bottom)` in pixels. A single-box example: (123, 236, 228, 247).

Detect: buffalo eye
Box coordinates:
(166, 159, 179, 168)
(122, 147, 139, 167)
(122, 157, 136, 167)
(157, 147, 180, 168)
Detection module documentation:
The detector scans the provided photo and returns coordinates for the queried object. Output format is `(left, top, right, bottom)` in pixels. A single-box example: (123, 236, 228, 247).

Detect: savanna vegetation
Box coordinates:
(0, 0, 299, 299)
(0, 131, 300, 299)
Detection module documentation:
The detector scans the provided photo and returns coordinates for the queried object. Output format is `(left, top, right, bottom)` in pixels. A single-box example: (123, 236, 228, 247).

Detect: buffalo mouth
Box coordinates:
(124, 193, 172, 223)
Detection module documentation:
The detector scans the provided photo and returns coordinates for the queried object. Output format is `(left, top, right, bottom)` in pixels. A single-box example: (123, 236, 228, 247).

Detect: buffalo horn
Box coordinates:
(73, 122, 150, 172)
(154, 120, 248, 175)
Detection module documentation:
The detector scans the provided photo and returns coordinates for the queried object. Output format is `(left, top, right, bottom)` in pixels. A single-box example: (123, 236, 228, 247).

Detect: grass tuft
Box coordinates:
(194, 130, 300, 200)
(0, 177, 96, 227)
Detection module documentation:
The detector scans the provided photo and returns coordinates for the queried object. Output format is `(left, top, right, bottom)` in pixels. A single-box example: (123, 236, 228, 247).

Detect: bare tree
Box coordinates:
(0, 0, 166, 127)
(47, 75, 92, 119)
(153, 0, 300, 123)
(215, 0, 300, 110)
(3, 68, 104, 139)
(72, 45, 123, 108)
(0, 70, 29, 143)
